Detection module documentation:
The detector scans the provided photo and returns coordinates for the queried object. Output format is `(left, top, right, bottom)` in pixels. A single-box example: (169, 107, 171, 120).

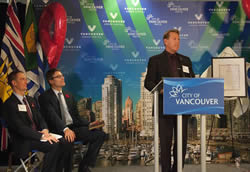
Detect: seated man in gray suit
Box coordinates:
(39, 68, 106, 172)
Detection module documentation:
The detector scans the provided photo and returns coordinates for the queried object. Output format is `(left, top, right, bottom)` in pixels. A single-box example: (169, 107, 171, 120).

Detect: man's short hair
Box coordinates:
(163, 29, 180, 40)
(46, 68, 61, 83)
(8, 70, 23, 87)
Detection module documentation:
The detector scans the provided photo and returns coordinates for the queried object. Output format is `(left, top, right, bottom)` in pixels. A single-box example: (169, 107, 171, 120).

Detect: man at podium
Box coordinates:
(144, 29, 195, 172)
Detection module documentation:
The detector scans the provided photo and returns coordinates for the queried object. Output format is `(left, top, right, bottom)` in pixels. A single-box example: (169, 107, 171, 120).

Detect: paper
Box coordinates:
(219, 64, 240, 90)
(40, 133, 62, 142)
(212, 57, 246, 97)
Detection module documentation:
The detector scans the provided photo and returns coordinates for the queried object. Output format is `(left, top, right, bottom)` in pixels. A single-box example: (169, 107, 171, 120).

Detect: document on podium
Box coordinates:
(40, 133, 62, 142)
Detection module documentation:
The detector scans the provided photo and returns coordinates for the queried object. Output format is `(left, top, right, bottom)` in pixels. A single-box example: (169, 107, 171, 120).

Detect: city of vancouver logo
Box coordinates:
(169, 84, 186, 98)
(168, 84, 219, 105)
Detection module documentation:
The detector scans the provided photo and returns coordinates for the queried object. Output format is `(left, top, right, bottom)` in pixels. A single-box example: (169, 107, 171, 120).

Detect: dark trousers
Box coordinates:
(69, 126, 105, 172)
(159, 115, 189, 172)
(30, 138, 69, 172)
(55, 139, 74, 172)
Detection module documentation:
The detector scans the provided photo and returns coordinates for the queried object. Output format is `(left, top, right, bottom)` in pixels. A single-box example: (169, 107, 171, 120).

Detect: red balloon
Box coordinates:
(39, 2, 67, 68)
(242, 0, 250, 19)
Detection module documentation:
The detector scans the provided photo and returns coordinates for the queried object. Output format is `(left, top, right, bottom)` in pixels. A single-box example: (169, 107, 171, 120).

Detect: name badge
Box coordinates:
(182, 65, 190, 73)
(18, 104, 27, 112)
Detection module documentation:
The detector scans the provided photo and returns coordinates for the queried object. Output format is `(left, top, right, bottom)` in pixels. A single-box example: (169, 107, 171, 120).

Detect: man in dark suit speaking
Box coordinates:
(145, 29, 195, 172)
(39, 68, 106, 172)
(3, 70, 68, 172)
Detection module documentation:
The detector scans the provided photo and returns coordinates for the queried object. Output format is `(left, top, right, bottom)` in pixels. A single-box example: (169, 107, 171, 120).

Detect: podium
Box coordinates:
(151, 78, 224, 172)
(150, 80, 163, 172)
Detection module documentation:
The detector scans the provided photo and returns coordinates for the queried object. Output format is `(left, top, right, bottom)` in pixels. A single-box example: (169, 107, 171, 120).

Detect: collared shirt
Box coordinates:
(164, 50, 181, 77)
(52, 88, 62, 100)
(13, 92, 26, 104)
(52, 88, 73, 126)
(13, 92, 32, 110)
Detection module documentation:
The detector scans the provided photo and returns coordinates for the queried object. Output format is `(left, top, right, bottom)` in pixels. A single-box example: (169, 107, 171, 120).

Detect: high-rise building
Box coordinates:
(102, 75, 122, 139)
(92, 100, 102, 121)
(140, 71, 154, 138)
(77, 98, 92, 110)
(122, 109, 129, 127)
(124, 96, 133, 125)
(77, 98, 92, 121)
(135, 99, 142, 131)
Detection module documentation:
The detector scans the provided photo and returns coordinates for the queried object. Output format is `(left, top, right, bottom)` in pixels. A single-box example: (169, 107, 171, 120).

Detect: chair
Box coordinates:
(73, 141, 89, 168)
(0, 119, 13, 172)
(74, 141, 83, 157)
(73, 141, 83, 168)
(14, 150, 43, 172)
(0, 119, 42, 172)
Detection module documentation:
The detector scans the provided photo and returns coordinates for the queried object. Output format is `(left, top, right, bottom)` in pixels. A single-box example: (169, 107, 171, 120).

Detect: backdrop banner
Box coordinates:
(35, 0, 249, 107)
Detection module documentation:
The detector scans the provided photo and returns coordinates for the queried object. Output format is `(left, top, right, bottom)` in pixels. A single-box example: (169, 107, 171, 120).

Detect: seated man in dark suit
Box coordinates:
(38, 68, 106, 172)
(3, 70, 70, 172)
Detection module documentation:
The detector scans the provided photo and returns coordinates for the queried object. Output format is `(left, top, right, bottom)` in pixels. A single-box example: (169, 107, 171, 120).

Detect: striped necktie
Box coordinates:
(23, 97, 37, 130)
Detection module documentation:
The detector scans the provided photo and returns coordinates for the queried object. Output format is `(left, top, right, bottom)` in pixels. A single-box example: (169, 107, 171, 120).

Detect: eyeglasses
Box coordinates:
(52, 75, 64, 79)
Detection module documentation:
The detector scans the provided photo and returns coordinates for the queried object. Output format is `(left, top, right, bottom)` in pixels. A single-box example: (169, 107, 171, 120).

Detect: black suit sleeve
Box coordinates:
(144, 57, 159, 92)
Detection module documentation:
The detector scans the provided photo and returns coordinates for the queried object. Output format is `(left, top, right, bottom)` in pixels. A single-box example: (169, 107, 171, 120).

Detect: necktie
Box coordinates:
(58, 92, 67, 124)
(23, 97, 37, 130)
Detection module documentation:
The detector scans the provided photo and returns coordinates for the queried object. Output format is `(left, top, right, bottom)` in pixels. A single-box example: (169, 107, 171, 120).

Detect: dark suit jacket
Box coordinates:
(38, 89, 89, 135)
(3, 94, 47, 158)
(144, 50, 195, 116)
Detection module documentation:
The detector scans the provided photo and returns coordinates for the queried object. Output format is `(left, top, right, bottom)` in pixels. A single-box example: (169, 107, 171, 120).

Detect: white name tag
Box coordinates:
(18, 104, 27, 112)
(182, 65, 190, 73)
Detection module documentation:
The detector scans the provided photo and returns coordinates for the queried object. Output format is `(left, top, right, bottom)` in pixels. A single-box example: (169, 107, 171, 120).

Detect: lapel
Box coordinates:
(49, 88, 60, 105)
(11, 93, 22, 104)
(26, 96, 35, 112)
(26, 96, 39, 125)
(48, 88, 64, 118)
(62, 91, 70, 110)
(11, 94, 34, 126)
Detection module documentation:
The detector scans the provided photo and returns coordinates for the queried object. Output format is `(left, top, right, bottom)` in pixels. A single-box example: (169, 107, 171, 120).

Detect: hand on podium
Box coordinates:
(160, 89, 163, 94)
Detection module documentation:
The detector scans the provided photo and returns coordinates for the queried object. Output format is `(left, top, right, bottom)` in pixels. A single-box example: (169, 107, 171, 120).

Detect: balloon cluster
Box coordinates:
(39, 2, 67, 69)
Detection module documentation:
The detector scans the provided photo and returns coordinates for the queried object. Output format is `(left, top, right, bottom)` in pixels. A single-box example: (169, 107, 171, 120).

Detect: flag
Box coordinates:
(26, 42, 45, 97)
(23, 0, 45, 97)
(0, 0, 45, 150)
(0, 0, 25, 151)
(1, 127, 8, 151)
(0, 0, 26, 73)
(0, 0, 45, 97)
(0, 59, 12, 151)
(0, 59, 13, 103)
(22, 0, 38, 70)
